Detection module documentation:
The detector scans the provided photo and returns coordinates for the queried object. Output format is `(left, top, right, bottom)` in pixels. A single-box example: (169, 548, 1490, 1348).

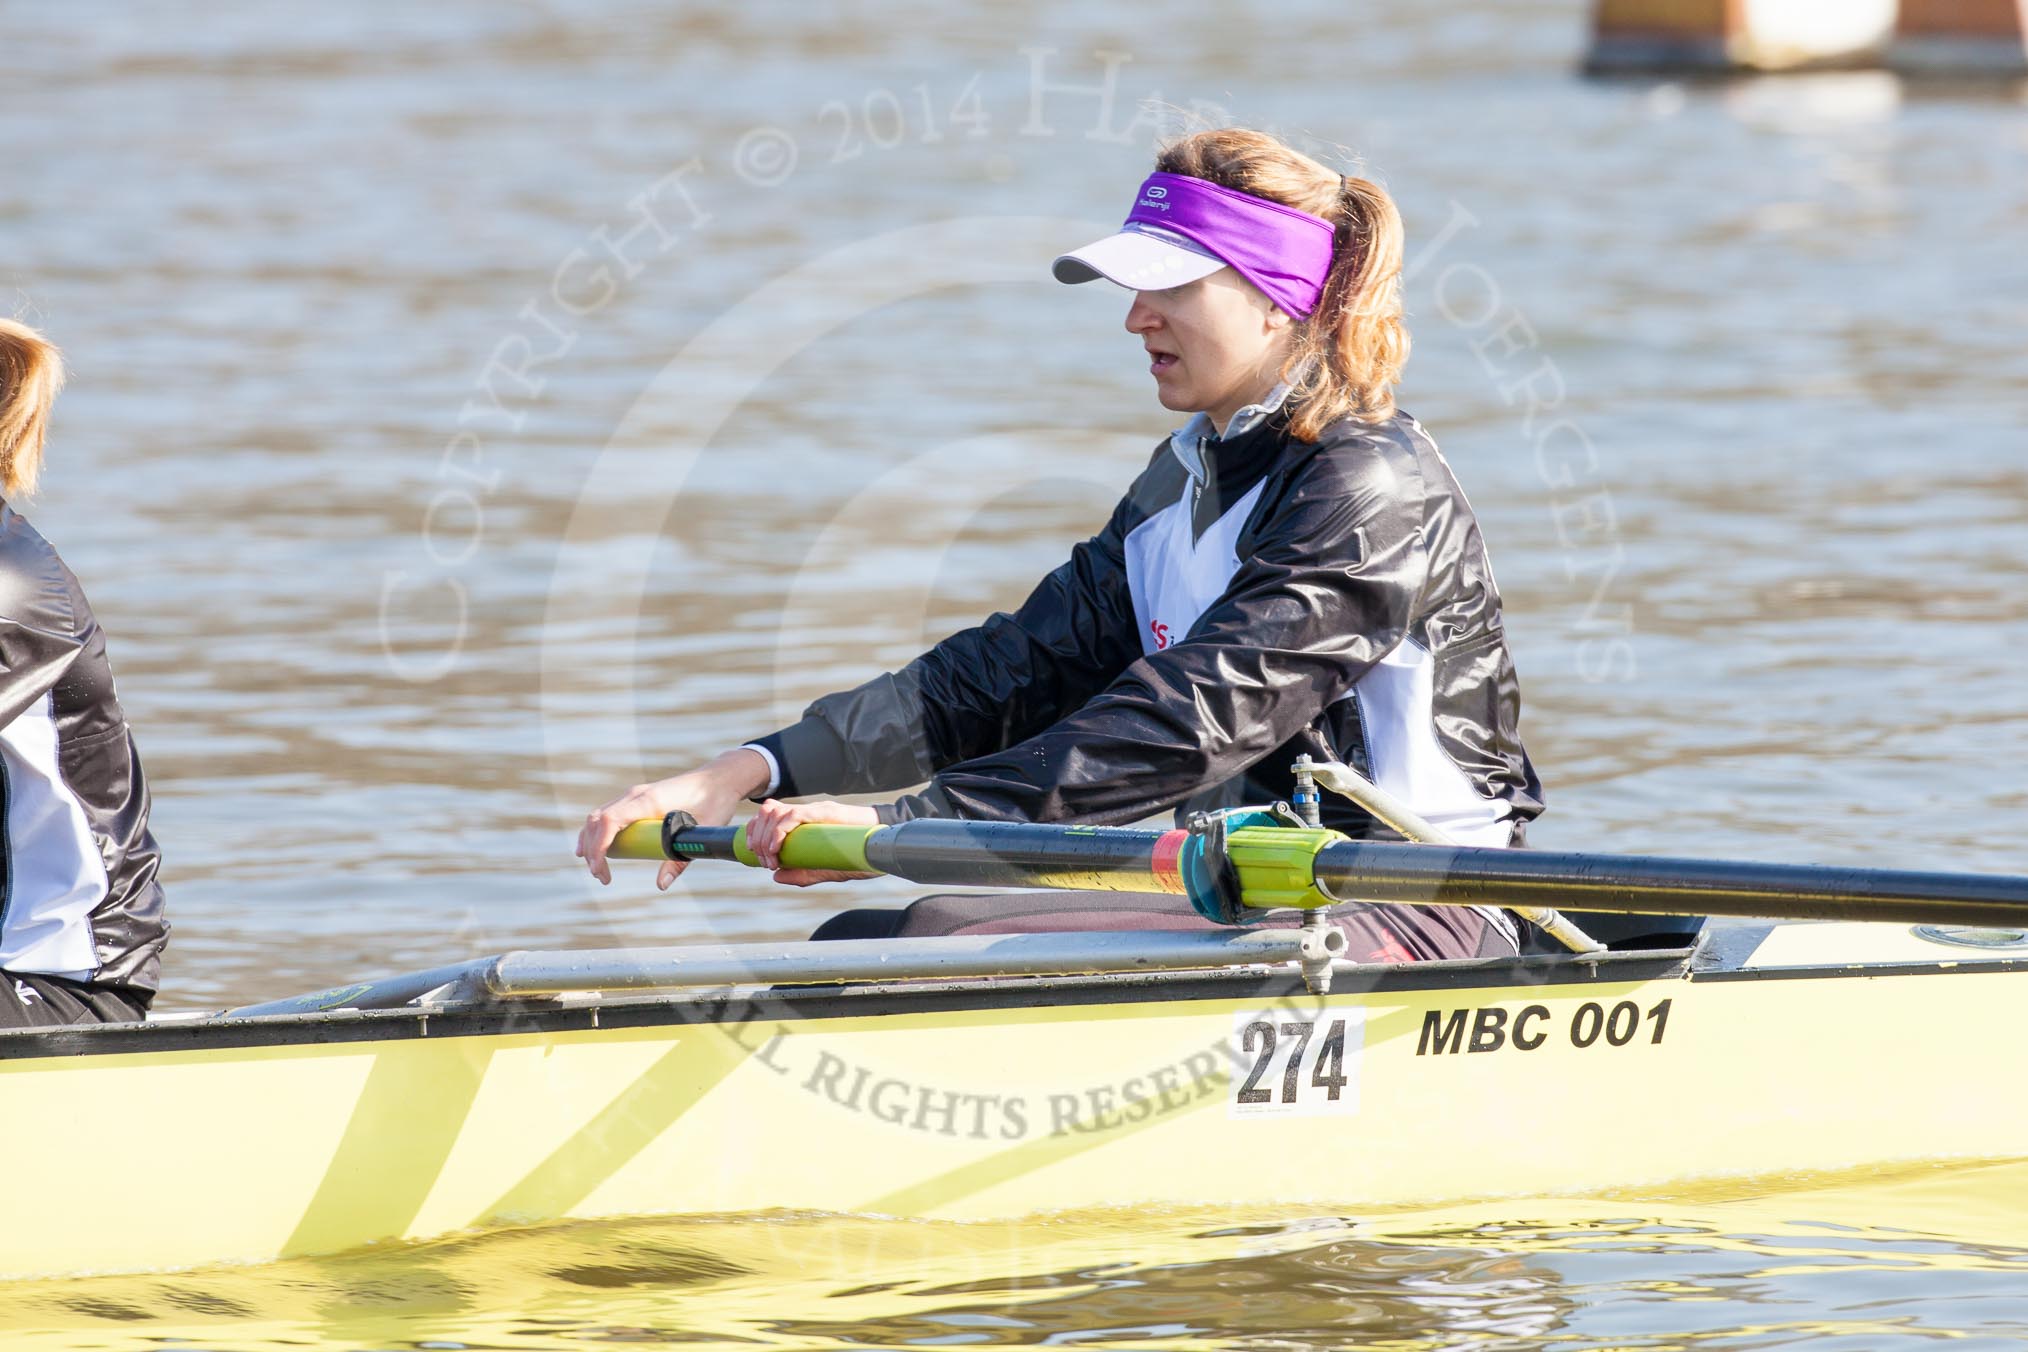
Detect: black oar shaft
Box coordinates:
(1314, 840, 2028, 927)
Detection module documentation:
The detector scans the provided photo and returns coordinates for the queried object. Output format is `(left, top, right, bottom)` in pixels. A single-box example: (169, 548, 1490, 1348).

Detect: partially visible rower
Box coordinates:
(0, 320, 168, 1026)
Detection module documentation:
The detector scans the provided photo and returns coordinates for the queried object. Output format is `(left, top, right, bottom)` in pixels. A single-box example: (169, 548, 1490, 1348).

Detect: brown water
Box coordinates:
(3, 1, 2027, 1345)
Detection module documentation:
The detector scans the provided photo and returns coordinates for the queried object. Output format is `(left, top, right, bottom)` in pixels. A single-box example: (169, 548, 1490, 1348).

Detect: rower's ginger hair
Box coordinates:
(0, 319, 64, 498)
(1155, 129, 1408, 437)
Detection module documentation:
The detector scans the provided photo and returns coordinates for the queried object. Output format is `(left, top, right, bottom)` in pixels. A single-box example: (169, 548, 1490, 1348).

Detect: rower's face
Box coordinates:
(1126, 269, 1294, 429)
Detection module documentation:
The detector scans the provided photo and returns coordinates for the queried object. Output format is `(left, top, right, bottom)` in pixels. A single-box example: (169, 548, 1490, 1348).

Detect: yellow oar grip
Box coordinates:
(608, 819, 670, 860)
(733, 823, 880, 873)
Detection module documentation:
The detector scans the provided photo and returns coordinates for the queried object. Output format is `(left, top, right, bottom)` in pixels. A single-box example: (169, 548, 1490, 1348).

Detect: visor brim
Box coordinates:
(1052, 227, 1227, 292)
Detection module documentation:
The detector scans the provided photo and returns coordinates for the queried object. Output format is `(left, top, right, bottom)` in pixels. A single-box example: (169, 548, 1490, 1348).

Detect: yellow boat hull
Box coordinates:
(4, 920, 2025, 1280)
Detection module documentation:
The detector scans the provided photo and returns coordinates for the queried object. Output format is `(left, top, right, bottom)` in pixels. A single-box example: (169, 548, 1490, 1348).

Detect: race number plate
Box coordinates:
(1227, 1008, 1364, 1118)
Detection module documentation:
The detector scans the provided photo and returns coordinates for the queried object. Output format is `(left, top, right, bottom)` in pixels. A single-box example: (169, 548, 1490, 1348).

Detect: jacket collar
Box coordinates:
(1166, 380, 1296, 484)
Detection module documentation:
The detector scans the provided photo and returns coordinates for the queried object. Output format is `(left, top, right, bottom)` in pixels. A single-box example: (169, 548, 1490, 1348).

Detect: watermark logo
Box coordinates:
(369, 48, 1637, 1167)
(1408, 206, 1638, 685)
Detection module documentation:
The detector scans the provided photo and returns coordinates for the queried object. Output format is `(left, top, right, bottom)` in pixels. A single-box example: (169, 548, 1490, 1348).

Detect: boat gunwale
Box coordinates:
(0, 944, 1699, 1062)
(12, 926, 2028, 1063)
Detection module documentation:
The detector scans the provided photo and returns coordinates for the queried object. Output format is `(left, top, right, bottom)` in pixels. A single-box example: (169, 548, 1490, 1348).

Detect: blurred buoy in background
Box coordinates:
(1889, 0, 2028, 75)
(1586, 0, 1896, 73)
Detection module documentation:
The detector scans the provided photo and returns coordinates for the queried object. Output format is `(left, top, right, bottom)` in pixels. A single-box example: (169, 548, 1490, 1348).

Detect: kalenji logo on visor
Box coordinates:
(1145, 185, 1168, 198)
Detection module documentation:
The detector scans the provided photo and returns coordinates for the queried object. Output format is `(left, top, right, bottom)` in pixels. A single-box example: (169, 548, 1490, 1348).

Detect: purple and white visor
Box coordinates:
(1052, 171, 1337, 320)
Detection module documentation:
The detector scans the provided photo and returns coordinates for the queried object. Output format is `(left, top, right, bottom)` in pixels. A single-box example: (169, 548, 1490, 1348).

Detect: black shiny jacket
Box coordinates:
(753, 408, 1543, 839)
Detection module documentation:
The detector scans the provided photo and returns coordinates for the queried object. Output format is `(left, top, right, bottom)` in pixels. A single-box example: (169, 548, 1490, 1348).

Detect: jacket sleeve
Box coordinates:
(883, 443, 1429, 825)
(749, 484, 1148, 798)
(0, 613, 84, 731)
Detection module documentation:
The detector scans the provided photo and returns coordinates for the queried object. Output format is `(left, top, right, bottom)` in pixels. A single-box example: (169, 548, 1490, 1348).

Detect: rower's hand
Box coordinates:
(578, 749, 770, 890)
(746, 798, 880, 887)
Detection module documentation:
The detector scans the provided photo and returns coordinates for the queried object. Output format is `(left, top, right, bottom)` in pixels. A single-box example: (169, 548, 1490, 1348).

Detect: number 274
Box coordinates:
(1236, 1018, 1351, 1105)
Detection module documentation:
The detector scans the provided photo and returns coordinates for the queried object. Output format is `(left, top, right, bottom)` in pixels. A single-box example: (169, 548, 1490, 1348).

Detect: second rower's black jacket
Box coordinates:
(751, 405, 1543, 843)
(0, 504, 167, 991)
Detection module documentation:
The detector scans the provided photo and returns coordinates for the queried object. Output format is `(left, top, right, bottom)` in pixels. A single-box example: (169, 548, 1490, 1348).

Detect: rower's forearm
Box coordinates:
(708, 747, 775, 801)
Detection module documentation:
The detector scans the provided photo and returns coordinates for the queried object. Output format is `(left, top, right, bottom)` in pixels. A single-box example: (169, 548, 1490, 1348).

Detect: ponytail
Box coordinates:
(1153, 130, 1409, 438)
(0, 319, 64, 498)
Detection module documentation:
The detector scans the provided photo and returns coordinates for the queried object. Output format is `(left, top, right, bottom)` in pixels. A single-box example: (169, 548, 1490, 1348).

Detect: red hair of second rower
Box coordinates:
(0, 318, 65, 499)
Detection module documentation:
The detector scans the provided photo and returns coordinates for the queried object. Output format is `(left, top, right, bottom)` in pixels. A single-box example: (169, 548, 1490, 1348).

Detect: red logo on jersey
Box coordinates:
(1368, 936, 1415, 964)
(1150, 620, 1171, 650)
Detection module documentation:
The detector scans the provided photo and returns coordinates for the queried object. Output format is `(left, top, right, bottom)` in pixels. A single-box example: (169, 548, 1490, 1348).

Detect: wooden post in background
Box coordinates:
(1890, 0, 2028, 74)
(1587, 0, 1901, 73)
(1586, 0, 1741, 73)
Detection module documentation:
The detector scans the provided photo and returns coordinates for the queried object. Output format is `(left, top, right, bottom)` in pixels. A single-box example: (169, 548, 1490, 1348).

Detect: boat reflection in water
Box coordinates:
(7, 1160, 2028, 1349)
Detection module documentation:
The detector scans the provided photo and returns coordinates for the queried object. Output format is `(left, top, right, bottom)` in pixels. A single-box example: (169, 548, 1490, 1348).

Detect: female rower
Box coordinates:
(579, 128, 1543, 961)
(0, 320, 168, 1025)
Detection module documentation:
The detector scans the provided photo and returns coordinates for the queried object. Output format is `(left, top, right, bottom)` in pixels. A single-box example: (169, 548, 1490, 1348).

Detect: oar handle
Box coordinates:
(609, 817, 687, 860)
(609, 813, 883, 873)
(609, 814, 1344, 909)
